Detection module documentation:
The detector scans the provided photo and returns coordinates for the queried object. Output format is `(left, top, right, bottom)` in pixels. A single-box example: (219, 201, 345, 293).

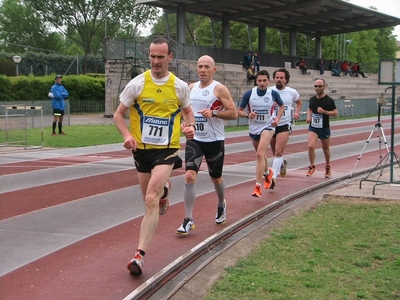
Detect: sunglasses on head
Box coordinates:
(314, 85, 324, 88)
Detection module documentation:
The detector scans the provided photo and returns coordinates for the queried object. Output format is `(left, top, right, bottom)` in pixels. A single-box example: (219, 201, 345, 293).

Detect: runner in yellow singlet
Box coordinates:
(113, 37, 195, 276)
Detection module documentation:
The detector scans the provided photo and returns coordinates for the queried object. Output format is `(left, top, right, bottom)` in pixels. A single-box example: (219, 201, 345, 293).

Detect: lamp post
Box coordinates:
(344, 39, 352, 61)
(13, 55, 22, 76)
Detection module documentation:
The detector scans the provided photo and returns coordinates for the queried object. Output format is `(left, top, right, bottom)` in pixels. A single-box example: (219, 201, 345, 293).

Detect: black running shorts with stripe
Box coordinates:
(185, 139, 225, 179)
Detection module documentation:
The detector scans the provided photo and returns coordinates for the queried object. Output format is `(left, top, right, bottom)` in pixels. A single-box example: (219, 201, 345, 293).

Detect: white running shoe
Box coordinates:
(176, 218, 195, 235)
(215, 199, 227, 225)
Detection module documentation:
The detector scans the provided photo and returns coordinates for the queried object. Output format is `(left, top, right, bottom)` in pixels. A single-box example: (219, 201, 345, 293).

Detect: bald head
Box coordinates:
(314, 78, 327, 97)
(198, 55, 215, 67)
(197, 55, 217, 86)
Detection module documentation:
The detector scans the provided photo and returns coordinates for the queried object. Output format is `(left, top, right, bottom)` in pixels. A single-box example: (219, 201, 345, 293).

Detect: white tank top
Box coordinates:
(271, 86, 300, 126)
(190, 80, 225, 142)
(248, 87, 275, 135)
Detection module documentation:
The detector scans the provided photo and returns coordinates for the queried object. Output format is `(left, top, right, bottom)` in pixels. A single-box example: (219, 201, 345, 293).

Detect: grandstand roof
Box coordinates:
(137, 0, 400, 37)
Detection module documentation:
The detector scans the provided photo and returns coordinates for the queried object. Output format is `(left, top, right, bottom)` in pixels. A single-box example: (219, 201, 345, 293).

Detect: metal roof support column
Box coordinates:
(279, 31, 284, 55)
(289, 27, 297, 56)
(246, 25, 253, 52)
(163, 10, 170, 39)
(209, 18, 216, 46)
(221, 14, 230, 50)
(177, 7, 186, 45)
(315, 31, 322, 58)
(258, 21, 267, 54)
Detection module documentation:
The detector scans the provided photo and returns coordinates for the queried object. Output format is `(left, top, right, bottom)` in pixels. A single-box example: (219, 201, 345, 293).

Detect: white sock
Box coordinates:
(272, 157, 283, 179)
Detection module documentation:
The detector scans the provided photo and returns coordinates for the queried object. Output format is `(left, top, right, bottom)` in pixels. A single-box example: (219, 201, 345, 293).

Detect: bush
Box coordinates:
(0, 75, 105, 106)
(0, 76, 13, 101)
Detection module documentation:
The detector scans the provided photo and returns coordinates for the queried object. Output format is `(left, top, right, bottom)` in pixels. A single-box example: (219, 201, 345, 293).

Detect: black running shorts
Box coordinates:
(132, 148, 181, 173)
(185, 139, 225, 179)
(273, 124, 291, 138)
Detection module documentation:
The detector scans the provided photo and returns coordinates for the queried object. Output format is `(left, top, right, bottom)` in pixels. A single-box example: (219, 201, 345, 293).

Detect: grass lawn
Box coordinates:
(0, 124, 250, 149)
(205, 197, 400, 300)
(0, 114, 380, 149)
(0, 124, 122, 148)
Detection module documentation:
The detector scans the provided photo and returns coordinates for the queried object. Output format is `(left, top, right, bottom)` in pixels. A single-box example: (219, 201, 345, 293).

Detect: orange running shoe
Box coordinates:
(306, 165, 316, 177)
(252, 185, 262, 198)
(325, 165, 331, 178)
(127, 250, 144, 276)
(264, 168, 274, 189)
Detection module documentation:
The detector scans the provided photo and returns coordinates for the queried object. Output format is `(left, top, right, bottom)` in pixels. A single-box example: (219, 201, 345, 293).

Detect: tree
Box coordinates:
(25, 0, 158, 56)
(0, 0, 63, 53)
(374, 27, 398, 60)
(0, 57, 16, 76)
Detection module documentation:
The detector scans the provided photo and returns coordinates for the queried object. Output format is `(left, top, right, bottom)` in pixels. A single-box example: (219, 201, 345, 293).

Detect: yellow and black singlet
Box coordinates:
(129, 70, 182, 150)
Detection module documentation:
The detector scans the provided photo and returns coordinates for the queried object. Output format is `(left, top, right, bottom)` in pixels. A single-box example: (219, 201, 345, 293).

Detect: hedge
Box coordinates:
(0, 75, 105, 109)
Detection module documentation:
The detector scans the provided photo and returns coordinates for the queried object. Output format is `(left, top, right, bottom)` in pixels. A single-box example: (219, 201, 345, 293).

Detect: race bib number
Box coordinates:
(311, 113, 323, 128)
(274, 105, 288, 117)
(194, 116, 208, 137)
(254, 110, 270, 124)
(142, 115, 170, 145)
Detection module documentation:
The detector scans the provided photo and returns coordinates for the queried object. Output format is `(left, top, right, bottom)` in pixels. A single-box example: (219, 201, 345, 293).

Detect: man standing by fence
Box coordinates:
(50, 75, 69, 136)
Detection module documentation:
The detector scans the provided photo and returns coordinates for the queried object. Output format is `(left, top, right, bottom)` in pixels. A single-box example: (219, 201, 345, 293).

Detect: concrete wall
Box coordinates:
(105, 60, 133, 116)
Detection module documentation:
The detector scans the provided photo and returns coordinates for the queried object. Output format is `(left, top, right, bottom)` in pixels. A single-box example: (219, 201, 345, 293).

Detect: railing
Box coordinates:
(117, 40, 151, 96)
(124, 40, 151, 70)
(168, 38, 241, 101)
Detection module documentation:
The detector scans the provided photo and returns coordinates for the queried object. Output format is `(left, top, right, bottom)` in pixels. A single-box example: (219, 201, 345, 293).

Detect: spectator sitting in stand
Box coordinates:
(328, 60, 333, 71)
(340, 60, 352, 76)
(251, 52, 261, 72)
(331, 59, 341, 76)
(241, 51, 252, 70)
(295, 57, 301, 69)
(352, 62, 367, 78)
(314, 59, 324, 75)
(348, 62, 356, 77)
(246, 64, 257, 85)
(299, 58, 308, 75)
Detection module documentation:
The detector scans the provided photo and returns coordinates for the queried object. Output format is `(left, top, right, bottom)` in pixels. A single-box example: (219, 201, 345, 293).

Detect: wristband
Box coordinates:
(189, 124, 196, 131)
(245, 113, 249, 118)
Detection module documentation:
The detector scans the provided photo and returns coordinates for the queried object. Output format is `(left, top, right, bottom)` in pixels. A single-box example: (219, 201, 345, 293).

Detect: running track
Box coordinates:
(1, 117, 399, 299)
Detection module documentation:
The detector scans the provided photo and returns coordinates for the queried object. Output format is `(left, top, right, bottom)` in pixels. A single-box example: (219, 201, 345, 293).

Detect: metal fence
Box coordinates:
(0, 97, 397, 130)
(0, 100, 71, 129)
(232, 97, 397, 127)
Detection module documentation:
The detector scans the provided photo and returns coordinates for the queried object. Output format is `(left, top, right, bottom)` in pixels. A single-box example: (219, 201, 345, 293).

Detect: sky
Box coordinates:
(347, 0, 400, 39)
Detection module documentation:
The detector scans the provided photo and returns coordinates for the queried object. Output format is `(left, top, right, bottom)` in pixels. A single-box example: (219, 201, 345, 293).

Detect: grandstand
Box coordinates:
(171, 60, 397, 126)
(191, 61, 382, 101)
